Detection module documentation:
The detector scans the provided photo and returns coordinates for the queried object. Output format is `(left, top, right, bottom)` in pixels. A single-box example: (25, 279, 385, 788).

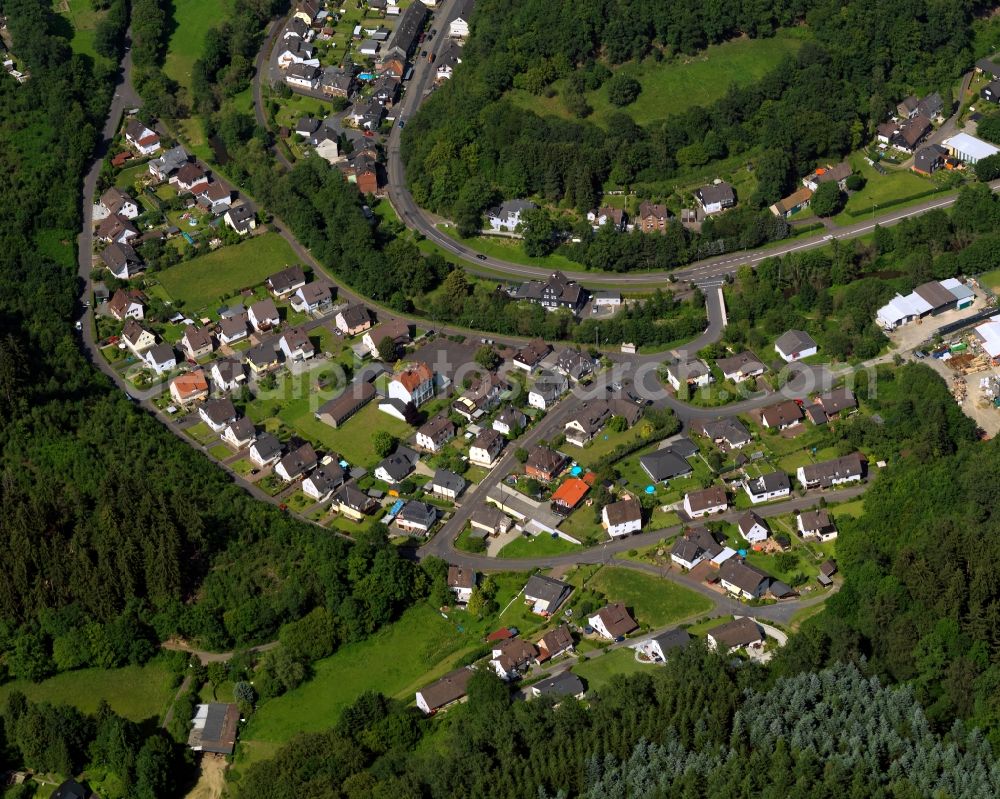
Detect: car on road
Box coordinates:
(430, 28, 437, 34)
(398, 119, 405, 128)
(74, 320, 82, 331)
(476, 254, 487, 260)
(914, 350, 927, 359)
(420, 50, 427, 57)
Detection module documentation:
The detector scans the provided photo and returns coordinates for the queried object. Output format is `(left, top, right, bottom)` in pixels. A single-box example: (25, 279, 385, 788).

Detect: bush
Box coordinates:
(811, 181, 846, 217)
(607, 73, 641, 106)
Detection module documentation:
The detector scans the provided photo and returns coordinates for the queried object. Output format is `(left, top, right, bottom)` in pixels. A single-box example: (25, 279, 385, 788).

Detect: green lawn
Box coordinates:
(498, 532, 581, 558)
(572, 648, 649, 692)
(573, 423, 649, 468)
(437, 226, 587, 272)
(156, 234, 299, 312)
(209, 443, 232, 460)
(510, 30, 806, 127)
(978, 268, 1000, 294)
(0, 660, 176, 723)
(184, 421, 218, 445)
(58, 0, 108, 60)
(586, 567, 713, 629)
(838, 151, 940, 219)
(164, 0, 230, 94)
(114, 163, 151, 191)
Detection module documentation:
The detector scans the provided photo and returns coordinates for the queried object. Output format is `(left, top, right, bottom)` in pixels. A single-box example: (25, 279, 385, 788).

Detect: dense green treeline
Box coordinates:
(402, 0, 987, 270)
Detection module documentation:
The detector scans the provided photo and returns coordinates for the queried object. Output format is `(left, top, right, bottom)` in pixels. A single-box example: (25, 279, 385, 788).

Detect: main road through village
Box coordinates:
(73, 7, 957, 646)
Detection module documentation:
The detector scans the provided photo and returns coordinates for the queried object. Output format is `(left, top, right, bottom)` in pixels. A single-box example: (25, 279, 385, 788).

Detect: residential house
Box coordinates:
(796, 452, 864, 489)
(510, 272, 587, 314)
(169, 369, 209, 405)
(321, 66, 355, 97)
(487, 199, 536, 231)
(489, 638, 538, 681)
(592, 290, 622, 311)
(587, 205, 627, 231)
(719, 559, 771, 600)
(121, 319, 156, 355)
(249, 432, 283, 467)
(224, 204, 257, 235)
(469, 428, 504, 467)
(706, 617, 765, 654)
(363, 319, 412, 358)
(334, 484, 377, 521)
(602, 498, 642, 538)
(285, 62, 320, 89)
(187, 703, 239, 755)
(798, 508, 838, 541)
(294, 116, 321, 139)
(98, 187, 139, 220)
(96, 214, 139, 244)
(267, 266, 307, 298)
(335, 305, 372, 338)
(512, 339, 552, 372)
(737, 510, 770, 545)
(912, 144, 949, 175)
(636, 201, 670, 233)
(198, 398, 238, 433)
(170, 162, 208, 195)
(349, 100, 385, 131)
(374, 445, 419, 484)
(976, 57, 1000, 79)
(802, 162, 852, 191)
(588, 603, 638, 640)
(743, 471, 791, 504)
(670, 526, 723, 570)
(536, 625, 574, 662)
(493, 405, 527, 436)
(245, 338, 281, 375)
(554, 348, 596, 381)
(415, 667, 474, 715)
(697, 417, 752, 449)
(292, 0, 321, 26)
(210, 358, 246, 393)
(916, 92, 944, 120)
(715, 351, 765, 383)
(897, 94, 920, 118)
(982, 78, 1000, 103)
(100, 242, 142, 279)
(148, 145, 189, 181)
(302, 464, 346, 502)
(52, 780, 91, 799)
(218, 315, 249, 345)
(222, 417, 256, 449)
(279, 327, 316, 361)
(124, 119, 161, 155)
(451, 372, 506, 421)
(694, 182, 736, 214)
(387, 362, 435, 412)
(416, 415, 457, 452)
(524, 446, 566, 482)
(634, 629, 691, 663)
(275, 442, 318, 482)
(248, 298, 280, 332)
(530, 672, 585, 701)
(381, 0, 426, 58)
(107, 288, 145, 321)
(469, 505, 513, 537)
(345, 151, 381, 194)
(143, 343, 176, 375)
(277, 38, 319, 68)
(523, 574, 572, 616)
(564, 401, 612, 447)
(893, 115, 932, 153)
(527, 369, 568, 410)
(429, 469, 466, 501)
(774, 329, 818, 362)
(372, 73, 401, 104)
(396, 501, 438, 535)
(315, 381, 376, 428)
(769, 187, 813, 219)
(817, 387, 856, 418)
(665, 358, 713, 392)
(942, 131, 1000, 164)
(683, 486, 728, 518)
(760, 399, 803, 430)
(550, 476, 590, 513)
(181, 325, 214, 360)
(639, 446, 693, 483)
(447, 565, 476, 604)
(448, 0, 473, 37)
(197, 181, 232, 214)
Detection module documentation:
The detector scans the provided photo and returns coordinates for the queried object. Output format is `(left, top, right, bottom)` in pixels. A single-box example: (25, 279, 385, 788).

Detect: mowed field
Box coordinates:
(0, 660, 176, 723)
(586, 567, 713, 628)
(56, 0, 108, 60)
(163, 0, 230, 93)
(510, 29, 807, 126)
(155, 233, 298, 311)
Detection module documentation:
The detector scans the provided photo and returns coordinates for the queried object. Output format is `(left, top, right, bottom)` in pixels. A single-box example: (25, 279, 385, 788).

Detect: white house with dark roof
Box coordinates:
(665, 358, 713, 392)
(222, 417, 256, 449)
(775, 330, 818, 362)
(199, 398, 238, 432)
(743, 471, 791, 504)
(447, 565, 476, 604)
(683, 486, 728, 518)
(737, 511, 770, 545)
(602, 498, 642, 538)
(144, 343, 177, 375)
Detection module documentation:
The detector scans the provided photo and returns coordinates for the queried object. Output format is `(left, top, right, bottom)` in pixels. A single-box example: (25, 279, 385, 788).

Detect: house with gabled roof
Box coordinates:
(602, 498, 642, 538)
(715, 351, 765, 383)
(743, 471, 791, 504)
(640, 446, 693, 483)
(169, 369, 209, 405)
(99, 187, 140, 220)
(525, 445, 567, 482)
(121, 319, 156, 355)
(774, 329, 817, 362)
(670, 526, 724, 570)
(198, 398, 238, 432)
(493, 404, 527, 436)
(416, 667, 474, 715)
(536, 624, 574, 662)
(797, 452, 864, 489)
(335, 304, 372, 336)
(249, 432, 283, 467)
(222, 417, 256, 449)
(665, 358, 713, 392)
(267, 266, 306, 297)
(523, 574, 571, 616)
(707, 617, 764, 654)
(447, 565, 476, 604)
(683, 485, 728, 518)
(248, 298, 280, 332)
(315, 381, 376, 428)
(302, 464, 346, 502)
(416, 414, 457, 452)
(144, 343, 177, 375)
(633, 628, 690, 662)
(101, 242, 143, 279)
(719, 559, 771, 601)
(429, 469, 466, 501)
(696, 417, 752, 449)
(334, 484, 377, 521)
(124, 118, 161, 155)
(469, 428, 505, 467)
(374, 445, 419, 484)
(760, 399, 803, 430)
(181, 325, 214, 360)
(589, 602, 638, 640)
(737, 510, 769, 545)
(275, 442, 318, 482)
(108, 288, 145, 321)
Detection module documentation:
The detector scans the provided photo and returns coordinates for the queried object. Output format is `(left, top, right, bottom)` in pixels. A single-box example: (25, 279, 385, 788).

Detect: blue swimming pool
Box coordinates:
(359, 72, 374, 80)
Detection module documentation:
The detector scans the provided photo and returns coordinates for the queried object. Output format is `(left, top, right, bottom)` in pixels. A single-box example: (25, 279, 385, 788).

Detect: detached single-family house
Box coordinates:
(707, 617, 765, 654)
(181, 325, 214, 360)
(429, 469, 466, 501)
(374, 445, 419, 484)
(101, 242, 143, 279)
(525, 446, 566, 482)
(210, 358, 247, 392)
(335, 304, 372, 336)
(124, 118, 161, 155)
(528, 370, 568, 410)
(198, 398, 238, 432)
(107, 288, 145, 321)
(290, 283, 333, 315)
(315, 381, 376, 428)
(493, 405, 527, 436)
(222, 417, 256, 449)
(512, 339, 552, 373)
(510, 272, 587, 314)
(640, 446, 693, 483)
(302, 464, 346, 502)
(279, 327, 315, 361)
(121, 319, 156, 355)
(170, 163, 209, 195)
(635, 201, 670, 233)
(912, 144, 949, 175)
(719, 559, 771, 601)
(334, 484, 377, 521)
(249, 432, 283, 467)
(536, 625, 574, 662)
(277, 38, 319, 68)
(665, 358, 713, 392)
(564, 401, 612, 447)
(683, 486, 728, 518)
(416, 415, 457, 452)
(416, 667, 475, 715)
(670, 526, 723, 570)
(743, 471, 791, 504)
(387, 361, 435, 409)
(451, 373, 506, 421)
(798, 508, 838, 541)
(602, 498, 642, 538)
(144, 343, 177, 375)
(523, 574, 572, 616)
(448, 0, 473, 38)
(802, 162, 852, 191)
(487, 199, 536, 231)
(775, 329, 818, 362)
(275, 442, 318, 482)
(554, 348, 596, 382)
(285, 62, 321, 89)
(588, 603, 638, 640)
(737, 510, 770, 545)
(694, 182, 736, 214)
(396, 501, 438, 535)
(469, 428, 504, 467)
(797, 452, 864, 489)
(197, 181, 232, 214)
(267, 266, 306, 298)
(769, 187, 814, 219)
(697, 417, 752, 449)
(224, 204, 257, 235)
(587, 206, 627, 231)
(760, 400, 803, 430)
(634, 629, 691, 663)
(447, 565, 476, 604)
(97, 214, 139, 245)
(148, 145, 189, 182)
(490, 638, 538, 681)
(469, 505, 513, 537)
(248, 298, 280, 332)
(715, 351, 765, 383)
(530, 672, 585, 701)
(363, 319, 413, 358)
(99, 187, 140, 220)
(218, 315, 249, 345)
(169, 369, 209, 405)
